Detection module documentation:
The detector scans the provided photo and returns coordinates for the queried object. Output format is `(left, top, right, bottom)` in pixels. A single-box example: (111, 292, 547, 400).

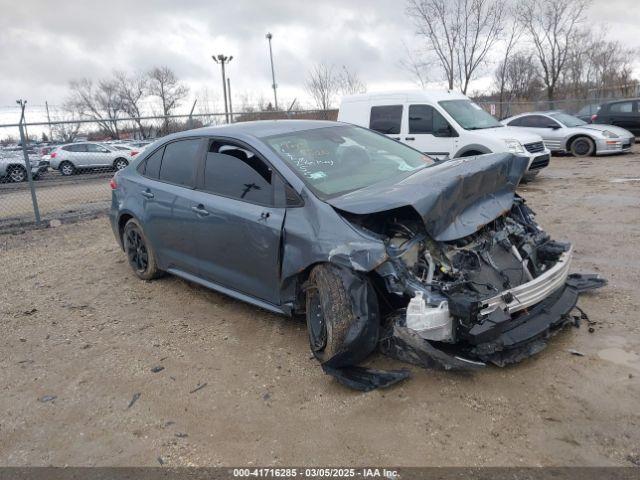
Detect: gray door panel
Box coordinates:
(190, 191, 285, 305)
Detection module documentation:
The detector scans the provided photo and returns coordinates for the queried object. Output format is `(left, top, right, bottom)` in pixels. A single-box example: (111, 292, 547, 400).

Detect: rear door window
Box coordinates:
(609, 101, 634, 113)
(158, 139, 201, 187)
(369, 105, 403, 134)
(67, 144, 87, 152)
(202, 141, 274, 205)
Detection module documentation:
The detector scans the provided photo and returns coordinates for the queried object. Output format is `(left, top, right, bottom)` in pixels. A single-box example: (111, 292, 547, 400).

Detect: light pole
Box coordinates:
(265, 33, 278, 110)
(212, 54, 233, 123)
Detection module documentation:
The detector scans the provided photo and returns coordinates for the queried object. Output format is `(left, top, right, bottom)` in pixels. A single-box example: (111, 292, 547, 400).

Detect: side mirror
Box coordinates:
(547, 124, 561, 130)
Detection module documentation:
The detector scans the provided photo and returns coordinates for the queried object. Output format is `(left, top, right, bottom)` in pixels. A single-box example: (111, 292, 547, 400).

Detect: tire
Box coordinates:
(305, 264, 378, 364)
(114, 158, 129, 171)
(569, 136, 595, 157)
(7, 165, 27, 183)
(59, 161, 75, 176)
(122, 219, 162, 280)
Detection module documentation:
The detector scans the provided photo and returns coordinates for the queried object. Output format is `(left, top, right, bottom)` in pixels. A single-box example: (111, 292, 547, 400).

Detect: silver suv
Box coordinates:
(50, 142, 135, 176)
(0, 151, 48, 183)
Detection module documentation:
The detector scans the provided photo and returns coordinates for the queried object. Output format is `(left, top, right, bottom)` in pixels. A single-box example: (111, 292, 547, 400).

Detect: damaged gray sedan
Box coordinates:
(109, 120, 604, 390)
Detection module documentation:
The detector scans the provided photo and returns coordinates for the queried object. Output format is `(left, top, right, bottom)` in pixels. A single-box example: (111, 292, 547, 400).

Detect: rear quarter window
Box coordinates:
(369, 105, 403, 134)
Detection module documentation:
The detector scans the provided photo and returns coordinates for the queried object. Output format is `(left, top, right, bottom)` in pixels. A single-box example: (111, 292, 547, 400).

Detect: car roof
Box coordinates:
(341, 89, 469, 104)
(601, 98, 640, 105)
(162, 120, 342, 141)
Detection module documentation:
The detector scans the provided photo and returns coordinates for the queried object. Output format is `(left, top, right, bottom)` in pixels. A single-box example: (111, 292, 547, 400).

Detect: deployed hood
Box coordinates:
(580, 124, 634, 137)
(327, 152, 528, 242)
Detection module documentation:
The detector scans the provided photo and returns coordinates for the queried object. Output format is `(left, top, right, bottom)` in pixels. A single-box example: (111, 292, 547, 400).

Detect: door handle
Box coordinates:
(192, 205, 210, 216)
(141, 190, 154, 199)
(405, 137, 415, 141)
(391, 137, 400, 141)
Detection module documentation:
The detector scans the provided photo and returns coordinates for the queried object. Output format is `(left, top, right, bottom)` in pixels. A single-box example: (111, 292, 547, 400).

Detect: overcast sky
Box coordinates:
(1, 0, 639, 120)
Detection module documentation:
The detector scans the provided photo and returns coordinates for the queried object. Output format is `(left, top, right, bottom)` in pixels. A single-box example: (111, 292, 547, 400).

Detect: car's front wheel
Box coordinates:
(570, 136, 595, 157)
(114, 158, 129, 171)
(59, 161, 75, 176)
(7, 165, 27, 183)
(123, 219, 162, 280)
(305, 263, 379, 365)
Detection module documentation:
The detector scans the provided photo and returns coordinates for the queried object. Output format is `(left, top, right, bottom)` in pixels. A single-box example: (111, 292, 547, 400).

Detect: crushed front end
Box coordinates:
(346, 197, 603, 368)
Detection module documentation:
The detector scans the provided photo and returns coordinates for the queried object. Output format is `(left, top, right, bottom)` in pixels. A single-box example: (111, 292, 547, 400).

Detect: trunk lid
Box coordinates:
(326, 152, 528, 241)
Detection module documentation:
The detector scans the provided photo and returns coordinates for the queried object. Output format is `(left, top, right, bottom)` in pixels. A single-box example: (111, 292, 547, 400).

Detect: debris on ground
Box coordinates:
(38, 395, 57, 403)
(174, 433, 188, 438)
(127, 392, 141, 409)
(567, 349, 585, 357)
(150, 366, 165, 373)
(189, 383, 207, 394)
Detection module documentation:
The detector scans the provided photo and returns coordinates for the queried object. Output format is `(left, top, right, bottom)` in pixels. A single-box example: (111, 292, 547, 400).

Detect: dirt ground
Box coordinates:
(1, 153, 639, 467)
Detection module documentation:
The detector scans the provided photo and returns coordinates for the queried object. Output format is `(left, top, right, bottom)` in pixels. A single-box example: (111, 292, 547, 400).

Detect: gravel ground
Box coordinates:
(1, 153, 639, 467)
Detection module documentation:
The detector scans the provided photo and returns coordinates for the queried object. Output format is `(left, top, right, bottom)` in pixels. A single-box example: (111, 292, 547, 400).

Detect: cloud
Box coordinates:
(0, 0, 639, 113)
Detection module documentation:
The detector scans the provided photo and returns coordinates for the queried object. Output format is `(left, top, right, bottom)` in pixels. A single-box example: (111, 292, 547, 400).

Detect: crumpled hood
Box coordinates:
(327, 152, 528, 242)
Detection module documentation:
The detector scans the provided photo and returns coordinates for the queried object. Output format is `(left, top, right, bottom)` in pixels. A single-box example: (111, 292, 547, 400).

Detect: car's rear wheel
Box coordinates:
(123, 219, 162, 280)
(114, 158, 129, 171)
(305, 264, 378, 364)
(570, 136, 595, 157)
(8, 165, 27, 183)
(59, 161, 75, 176)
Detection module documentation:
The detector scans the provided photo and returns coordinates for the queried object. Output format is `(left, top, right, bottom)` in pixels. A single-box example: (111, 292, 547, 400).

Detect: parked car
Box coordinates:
(575, 103, 600, 123)
(0, 151, 49, 183)
(502, 111, 635, 156)
(591, 98, 640, 135)
(338, 90, 551, 179)
(49, 142, 135, 175)
(109, 120, 602, 390)
(128, 141, 153, 149)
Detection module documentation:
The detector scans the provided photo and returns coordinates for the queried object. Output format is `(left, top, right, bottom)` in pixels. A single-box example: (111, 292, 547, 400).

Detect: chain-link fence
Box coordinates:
(475, 97, 625, 120)
(0, 109, 338, 230)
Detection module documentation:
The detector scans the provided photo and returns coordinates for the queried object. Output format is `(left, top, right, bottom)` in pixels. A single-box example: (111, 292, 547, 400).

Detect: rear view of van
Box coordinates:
(338, 90, 550, 179)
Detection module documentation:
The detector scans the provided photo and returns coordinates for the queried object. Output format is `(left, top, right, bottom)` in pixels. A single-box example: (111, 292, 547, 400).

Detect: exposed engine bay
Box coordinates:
(325, 195, 605, 390)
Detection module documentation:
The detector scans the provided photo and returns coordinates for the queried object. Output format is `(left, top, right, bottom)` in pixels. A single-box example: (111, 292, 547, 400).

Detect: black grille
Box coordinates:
(530, 154, 550, 170)
(524, 141, 545, 153)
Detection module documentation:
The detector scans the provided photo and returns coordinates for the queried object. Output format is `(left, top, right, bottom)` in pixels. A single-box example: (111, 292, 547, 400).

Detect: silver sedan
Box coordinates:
(502, 111, 635, 157)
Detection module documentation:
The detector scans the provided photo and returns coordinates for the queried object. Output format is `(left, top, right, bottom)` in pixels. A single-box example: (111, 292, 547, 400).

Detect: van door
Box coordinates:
(404, 104, 457, 160)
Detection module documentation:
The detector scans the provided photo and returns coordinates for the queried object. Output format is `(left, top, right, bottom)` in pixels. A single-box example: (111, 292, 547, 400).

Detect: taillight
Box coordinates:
(591, 114, 598, 122)
(50, 152, 57, 159)
(109, 178, 117, 190)
(130, 150, 139, 157)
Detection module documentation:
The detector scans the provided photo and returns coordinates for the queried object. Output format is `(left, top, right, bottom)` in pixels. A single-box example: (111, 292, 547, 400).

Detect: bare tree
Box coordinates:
(147, 66, 189, 117)
(51, 106, 82, 143)
(66, 78, 123, 139)
(407, 0, 505, 93)
(517, 0, 590, 106)
(493, 18, 522, 117)
(305, 63, 340, 117)
(504, 52, 542, 100)
(338, 66, 367, 95)
(115, 71, 150, 139)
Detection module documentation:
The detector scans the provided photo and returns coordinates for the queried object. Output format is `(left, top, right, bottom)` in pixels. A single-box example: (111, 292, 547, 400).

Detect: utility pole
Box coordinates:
(265, 33, 278, 110)
(187, 98, 198, 129)
(16, 99, 41, 224)
(45, 101, 54, 142)
(227, 78, 233, 123)
(212, 54, 233, 123)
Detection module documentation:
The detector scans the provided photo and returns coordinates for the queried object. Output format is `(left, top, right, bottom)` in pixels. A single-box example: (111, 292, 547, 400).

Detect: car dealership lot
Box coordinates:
(1, 154, 639, 467)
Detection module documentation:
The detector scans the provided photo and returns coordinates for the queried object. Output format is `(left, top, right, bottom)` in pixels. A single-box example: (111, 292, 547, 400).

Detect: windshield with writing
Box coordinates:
(439, 99, 503, 130)
(263, 125, 433, 199)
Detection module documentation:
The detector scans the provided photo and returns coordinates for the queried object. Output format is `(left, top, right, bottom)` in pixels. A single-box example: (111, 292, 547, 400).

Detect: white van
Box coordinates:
(338, 90, 551, 178)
